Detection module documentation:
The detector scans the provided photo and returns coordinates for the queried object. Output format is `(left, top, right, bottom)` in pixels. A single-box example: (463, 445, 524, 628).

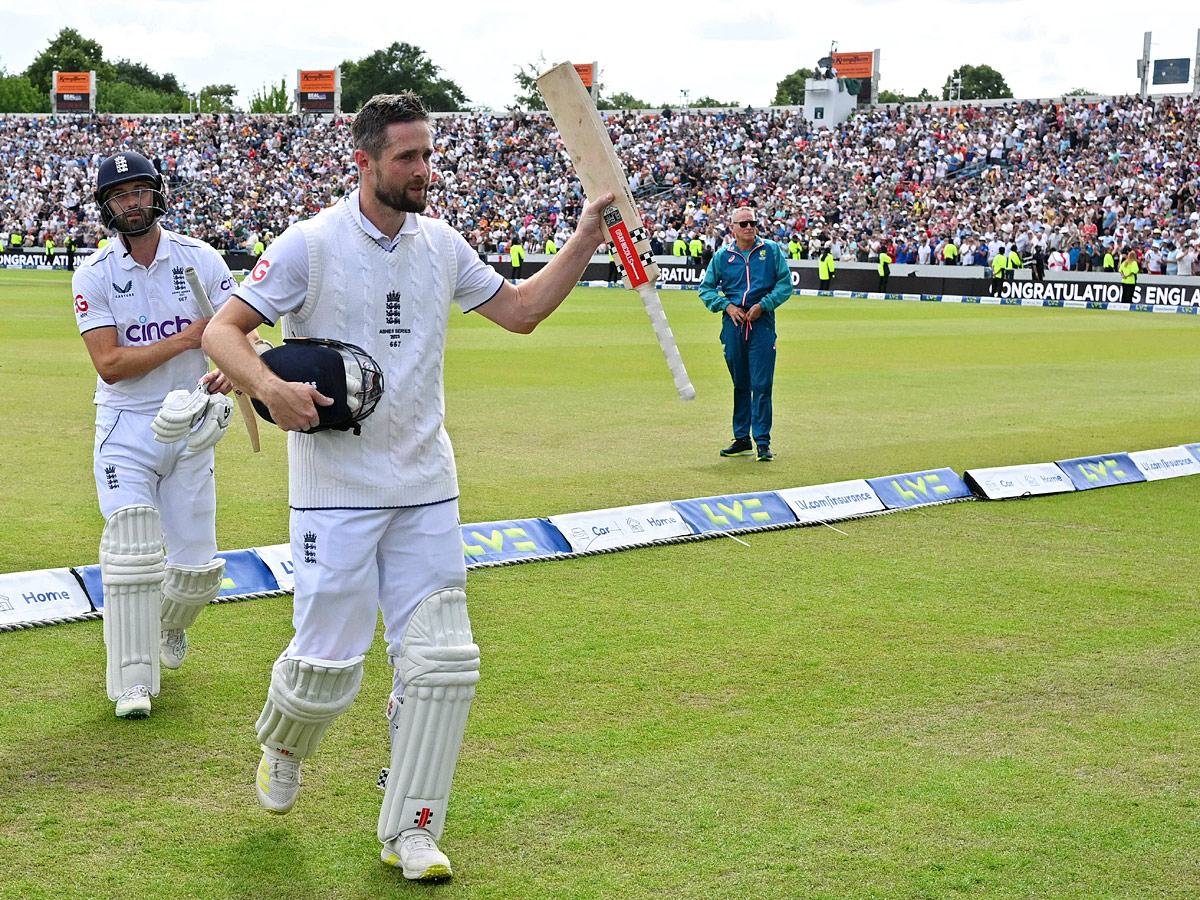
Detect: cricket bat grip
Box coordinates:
(183, 266, 262, 452)
(635, 283, 695, 402)
(184, 267, 215, 317)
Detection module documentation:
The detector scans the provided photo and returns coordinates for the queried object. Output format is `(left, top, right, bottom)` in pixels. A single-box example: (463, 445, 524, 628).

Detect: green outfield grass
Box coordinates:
(1, 269, 1198, 899)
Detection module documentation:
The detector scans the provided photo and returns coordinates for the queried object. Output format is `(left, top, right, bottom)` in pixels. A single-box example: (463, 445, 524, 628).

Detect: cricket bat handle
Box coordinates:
(635, 283, 695, 402)
(184, 266, 262, 452)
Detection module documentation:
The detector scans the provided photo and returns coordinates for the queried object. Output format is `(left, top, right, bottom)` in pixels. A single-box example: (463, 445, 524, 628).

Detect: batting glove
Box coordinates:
(187, 395, 234, 451)
(152, 387, 210, 444)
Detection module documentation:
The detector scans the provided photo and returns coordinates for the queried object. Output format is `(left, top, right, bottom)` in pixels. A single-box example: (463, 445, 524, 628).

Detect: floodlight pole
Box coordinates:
(1139, 31, 1151, 99)
(1194, 29, 1200, 99)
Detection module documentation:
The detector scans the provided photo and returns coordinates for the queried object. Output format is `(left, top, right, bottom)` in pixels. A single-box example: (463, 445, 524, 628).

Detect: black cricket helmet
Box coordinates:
(252, 338, 384, 435)
(94, 151, 167, 236)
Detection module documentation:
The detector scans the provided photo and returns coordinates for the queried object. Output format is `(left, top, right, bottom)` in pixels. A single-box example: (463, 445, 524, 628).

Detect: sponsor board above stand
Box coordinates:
(867, 467, 972, 509)
(1126, 446, 1200, 481)
(461, 518, 571, 564)
(963, 463, 1076, 500)
(549, 502, 691, 553)
(0, 568, 92, 628)
(1056, 453, 1146, 491)
(672, 492, 795, 534)
(777, 479, 886, 522)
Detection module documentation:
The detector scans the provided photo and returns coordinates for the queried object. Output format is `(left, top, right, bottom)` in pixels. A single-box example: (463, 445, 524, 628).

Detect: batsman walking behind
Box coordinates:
(203, 92, 611, 883)
(73, 151, 261, 719)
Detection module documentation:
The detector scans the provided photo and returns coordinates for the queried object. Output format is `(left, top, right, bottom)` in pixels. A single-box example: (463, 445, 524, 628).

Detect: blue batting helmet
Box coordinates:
(251, 338, 384, 435)
(93, 151, 167, 236)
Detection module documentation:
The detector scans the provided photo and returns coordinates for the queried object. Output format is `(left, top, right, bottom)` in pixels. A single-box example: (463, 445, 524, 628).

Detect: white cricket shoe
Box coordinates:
(160, 630, 188, 669)
(256, 747, 301, 814)
(381, 828, 453, 881)
(115, 684, 151, 719)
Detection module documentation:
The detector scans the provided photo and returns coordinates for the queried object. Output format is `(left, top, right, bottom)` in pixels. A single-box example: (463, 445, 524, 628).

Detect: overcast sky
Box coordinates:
(1, 1, 1196, 111)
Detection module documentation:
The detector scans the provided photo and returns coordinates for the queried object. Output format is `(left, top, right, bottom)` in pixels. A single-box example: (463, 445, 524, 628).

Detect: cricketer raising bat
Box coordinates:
(184, 266, 262, 452)
(537, 62, 696, 402)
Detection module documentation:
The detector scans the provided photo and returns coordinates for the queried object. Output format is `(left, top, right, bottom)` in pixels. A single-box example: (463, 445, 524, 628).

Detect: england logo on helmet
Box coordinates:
(94, 151, 167, 237)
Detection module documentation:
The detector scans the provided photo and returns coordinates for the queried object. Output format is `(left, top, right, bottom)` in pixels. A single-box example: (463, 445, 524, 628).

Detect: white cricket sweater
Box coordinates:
(284, 200, 460, 508)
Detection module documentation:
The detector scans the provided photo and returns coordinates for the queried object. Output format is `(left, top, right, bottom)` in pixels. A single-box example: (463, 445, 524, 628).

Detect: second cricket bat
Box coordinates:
(537, 62, 695, 402)
(184, 266, 262, 452)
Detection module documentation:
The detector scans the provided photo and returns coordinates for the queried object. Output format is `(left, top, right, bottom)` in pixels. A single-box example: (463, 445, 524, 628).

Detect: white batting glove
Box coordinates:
(186, 394, 234, 451)
(345, 371, 362, 413)
(152, 387, 210, 443)
(253, 339, 274, 356)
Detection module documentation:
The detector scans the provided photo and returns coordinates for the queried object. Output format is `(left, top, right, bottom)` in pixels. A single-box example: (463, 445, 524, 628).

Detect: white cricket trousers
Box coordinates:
(93, 407, 217, 566)
(285, 499, 467, 661)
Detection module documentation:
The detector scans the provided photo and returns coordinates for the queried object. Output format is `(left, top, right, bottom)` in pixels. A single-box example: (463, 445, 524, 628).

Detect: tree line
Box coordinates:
(0, 29, 1022, 116)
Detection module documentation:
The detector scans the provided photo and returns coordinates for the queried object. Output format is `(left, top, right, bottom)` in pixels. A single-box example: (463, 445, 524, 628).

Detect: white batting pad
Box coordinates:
(255, 654, 365, 759)
(160, 558, 226, 631)
(100, 505, 165, 699)
(378, 588, 480, 843)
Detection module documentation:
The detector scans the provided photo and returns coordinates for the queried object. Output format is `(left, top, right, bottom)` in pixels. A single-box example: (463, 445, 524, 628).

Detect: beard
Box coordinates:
(112, 207, 157, 236)
(375, 180, 428, 214)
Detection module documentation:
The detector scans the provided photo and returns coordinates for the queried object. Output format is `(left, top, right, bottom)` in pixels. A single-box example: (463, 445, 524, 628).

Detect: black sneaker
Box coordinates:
(756, 445, 774, 462)
(720, 438, 753, 457)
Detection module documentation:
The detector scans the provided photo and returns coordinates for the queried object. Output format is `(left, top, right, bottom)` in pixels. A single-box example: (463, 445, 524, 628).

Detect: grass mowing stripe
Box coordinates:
(0, 271, 1198, 899)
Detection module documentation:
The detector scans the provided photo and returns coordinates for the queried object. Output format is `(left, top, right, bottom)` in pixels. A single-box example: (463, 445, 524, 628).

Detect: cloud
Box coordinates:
(692, 14, 794, 42)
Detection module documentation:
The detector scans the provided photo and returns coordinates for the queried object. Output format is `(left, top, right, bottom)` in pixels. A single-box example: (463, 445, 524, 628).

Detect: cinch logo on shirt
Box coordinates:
(125, 315, 193, 343)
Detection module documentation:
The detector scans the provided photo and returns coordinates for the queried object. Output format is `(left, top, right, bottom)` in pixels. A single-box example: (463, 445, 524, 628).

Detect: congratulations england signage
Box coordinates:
(999, 280, 1200, 307)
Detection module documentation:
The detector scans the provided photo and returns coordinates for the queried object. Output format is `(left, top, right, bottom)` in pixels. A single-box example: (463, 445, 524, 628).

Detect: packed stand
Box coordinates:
(1, 93, 1197, 273)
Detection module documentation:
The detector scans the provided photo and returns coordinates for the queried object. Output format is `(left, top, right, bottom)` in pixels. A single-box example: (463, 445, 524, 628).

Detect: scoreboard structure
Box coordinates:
(52, 71, 95, 114)
(572, 62, 598, 99)
(296, 69, 340, 114)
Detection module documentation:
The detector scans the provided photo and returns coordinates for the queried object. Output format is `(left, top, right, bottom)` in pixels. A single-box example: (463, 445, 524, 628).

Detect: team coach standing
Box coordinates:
(699, 207, 792, 461)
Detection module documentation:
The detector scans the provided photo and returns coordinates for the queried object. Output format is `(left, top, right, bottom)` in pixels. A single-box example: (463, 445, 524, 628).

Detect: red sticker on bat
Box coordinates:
(608, 221, 647, 287)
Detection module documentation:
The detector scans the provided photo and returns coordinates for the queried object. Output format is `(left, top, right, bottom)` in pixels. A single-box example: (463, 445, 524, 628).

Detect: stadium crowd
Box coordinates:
(2, 91, 1198, 274)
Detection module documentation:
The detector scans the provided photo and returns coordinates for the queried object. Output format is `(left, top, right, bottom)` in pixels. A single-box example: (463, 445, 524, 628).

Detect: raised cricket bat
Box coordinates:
(537, 62, 695, 402)
(185, 266, 262, 452)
